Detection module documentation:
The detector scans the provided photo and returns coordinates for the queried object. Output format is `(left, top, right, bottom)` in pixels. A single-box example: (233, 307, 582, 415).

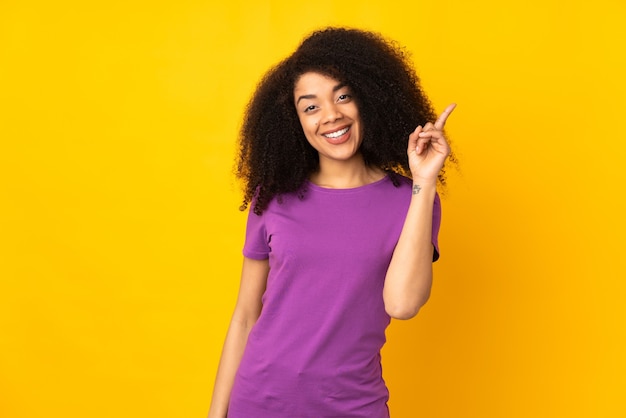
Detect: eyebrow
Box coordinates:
(296, 82, 347, 105)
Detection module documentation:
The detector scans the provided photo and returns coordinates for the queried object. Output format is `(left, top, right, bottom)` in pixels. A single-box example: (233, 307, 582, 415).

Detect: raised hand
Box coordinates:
(407, 103, 456, 183)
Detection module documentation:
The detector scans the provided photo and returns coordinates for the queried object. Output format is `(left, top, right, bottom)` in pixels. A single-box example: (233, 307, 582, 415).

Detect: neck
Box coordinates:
(310, 154, 385, 189)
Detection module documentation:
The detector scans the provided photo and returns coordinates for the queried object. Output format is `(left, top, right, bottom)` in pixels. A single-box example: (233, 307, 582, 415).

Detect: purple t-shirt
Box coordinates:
(228, 174, 441, 418)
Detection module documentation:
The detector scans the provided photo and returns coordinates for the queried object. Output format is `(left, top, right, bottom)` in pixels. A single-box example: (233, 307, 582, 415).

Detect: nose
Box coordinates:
(322, 104, 343, 123)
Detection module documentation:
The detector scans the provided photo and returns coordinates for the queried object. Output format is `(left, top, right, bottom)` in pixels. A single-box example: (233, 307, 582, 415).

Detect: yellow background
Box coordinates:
(1, 0, 625, 417)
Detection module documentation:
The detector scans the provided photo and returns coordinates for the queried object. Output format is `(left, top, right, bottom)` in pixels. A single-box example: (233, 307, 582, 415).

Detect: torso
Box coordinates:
(228, 174, 437, 418)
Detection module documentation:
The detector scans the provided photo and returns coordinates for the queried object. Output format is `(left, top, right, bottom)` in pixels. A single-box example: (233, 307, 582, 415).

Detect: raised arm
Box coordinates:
(383, 104, 455, 319)
(207, 257, 269, 418)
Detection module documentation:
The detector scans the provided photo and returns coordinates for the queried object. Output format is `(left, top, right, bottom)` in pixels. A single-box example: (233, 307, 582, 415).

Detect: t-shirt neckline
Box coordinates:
(305, 174, 391, 194)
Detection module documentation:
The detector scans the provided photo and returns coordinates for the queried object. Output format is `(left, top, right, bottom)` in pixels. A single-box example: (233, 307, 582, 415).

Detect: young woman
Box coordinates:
(208, 27, 456, 418)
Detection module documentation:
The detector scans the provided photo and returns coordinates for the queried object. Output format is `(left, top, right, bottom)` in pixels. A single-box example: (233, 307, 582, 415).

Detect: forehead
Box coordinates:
(293, 72, 343, 95)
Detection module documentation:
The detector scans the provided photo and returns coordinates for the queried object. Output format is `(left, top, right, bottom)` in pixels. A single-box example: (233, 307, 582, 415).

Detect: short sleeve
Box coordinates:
(242, 207, 270, 260)
(432, 192, 442, 262)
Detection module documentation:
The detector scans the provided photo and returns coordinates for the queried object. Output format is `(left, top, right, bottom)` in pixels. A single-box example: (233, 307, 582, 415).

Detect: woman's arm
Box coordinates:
(383, 104, 455, 320)
(207, 257, 269, 418)
(383, 183, 437, 319)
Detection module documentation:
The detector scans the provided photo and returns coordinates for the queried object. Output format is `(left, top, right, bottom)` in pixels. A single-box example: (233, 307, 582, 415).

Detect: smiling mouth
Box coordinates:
(323, 127, 350, 138)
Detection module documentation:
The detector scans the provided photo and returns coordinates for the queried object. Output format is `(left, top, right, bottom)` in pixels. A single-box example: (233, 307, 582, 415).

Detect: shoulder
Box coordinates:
(251, 188, 306, 216)
(387, 172, 413, 190)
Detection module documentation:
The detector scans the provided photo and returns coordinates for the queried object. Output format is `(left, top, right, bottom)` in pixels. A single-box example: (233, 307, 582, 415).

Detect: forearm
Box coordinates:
(207, 317, 256, 418)
(383, 181, 436, 319)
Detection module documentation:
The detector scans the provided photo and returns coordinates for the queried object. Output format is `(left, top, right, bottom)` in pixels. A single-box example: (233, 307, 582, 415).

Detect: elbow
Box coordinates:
(385, 305, 420, 320)
(384, 293, 430, 320)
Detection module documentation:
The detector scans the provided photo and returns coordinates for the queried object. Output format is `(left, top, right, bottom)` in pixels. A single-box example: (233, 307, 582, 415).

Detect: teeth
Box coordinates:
(323, 127, 349, 138)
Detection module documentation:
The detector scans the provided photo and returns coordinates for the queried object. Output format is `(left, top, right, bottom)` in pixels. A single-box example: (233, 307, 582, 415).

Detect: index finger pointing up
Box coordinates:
(434, 103, 457, 130)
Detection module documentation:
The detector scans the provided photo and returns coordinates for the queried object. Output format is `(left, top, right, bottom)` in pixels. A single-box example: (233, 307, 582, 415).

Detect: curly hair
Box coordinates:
(236, 27, 455, 214)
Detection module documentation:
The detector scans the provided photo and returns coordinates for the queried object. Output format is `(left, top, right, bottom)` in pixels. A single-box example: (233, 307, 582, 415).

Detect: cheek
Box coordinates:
(300, 119, 318, 136)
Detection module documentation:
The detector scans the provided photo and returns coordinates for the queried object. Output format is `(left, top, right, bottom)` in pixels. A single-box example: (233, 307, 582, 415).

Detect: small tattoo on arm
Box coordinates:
(412, 184, 422, 195)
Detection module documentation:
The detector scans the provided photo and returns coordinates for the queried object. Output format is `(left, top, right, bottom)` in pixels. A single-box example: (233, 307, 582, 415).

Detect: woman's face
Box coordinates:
(293, 72, 362, 165)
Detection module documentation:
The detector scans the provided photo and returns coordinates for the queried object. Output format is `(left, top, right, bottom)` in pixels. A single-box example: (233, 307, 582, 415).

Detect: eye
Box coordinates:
(303, 104, 317, 113)
(337, 94, 352, 102)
